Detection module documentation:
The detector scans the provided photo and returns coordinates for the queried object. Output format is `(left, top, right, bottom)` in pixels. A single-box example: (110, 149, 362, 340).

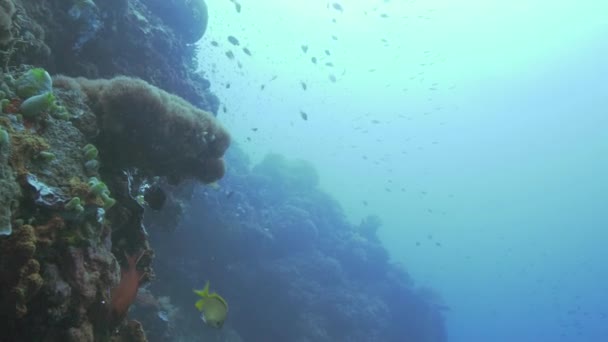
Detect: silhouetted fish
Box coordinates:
(227, 36, 240, 46)
(229, 0, 242, 13)
(332, 2, 343, 12)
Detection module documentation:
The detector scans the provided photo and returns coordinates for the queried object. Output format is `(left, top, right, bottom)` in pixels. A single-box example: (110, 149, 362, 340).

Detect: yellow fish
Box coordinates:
(193, 281, 228, 329)
(207, 182, 221, 190)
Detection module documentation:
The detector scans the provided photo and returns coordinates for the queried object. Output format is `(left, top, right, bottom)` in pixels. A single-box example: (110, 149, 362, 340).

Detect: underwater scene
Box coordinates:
(0, 0, 606, 341)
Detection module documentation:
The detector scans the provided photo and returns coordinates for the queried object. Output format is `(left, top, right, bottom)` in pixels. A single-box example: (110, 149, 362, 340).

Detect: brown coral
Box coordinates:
(8, 130, 50, 176)
(53, 75, 231, 183)
(34, 215, 65, 247)
(0, 224, 43, 318)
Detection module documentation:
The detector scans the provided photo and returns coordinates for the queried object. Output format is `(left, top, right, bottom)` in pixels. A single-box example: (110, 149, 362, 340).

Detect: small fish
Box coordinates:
(331, 35, 338, 40)
(324, 49, 331, 56)
(225, 83, 231, 89)
(332, 2, 344, 12)
(260, 84, 266, 90)
(380, 13, 389, 18)
(194, 282, 228, 329)
(246, 137, 251, 141)
(210, 41, 219, 47)
(328, 74, 336, 82)
(225, 51, 235, 60)
(232, 1, 242, 13)
(301, 45, 308, 53)
(251, 127, 258, 132)
(242, 47, 252, 56)
(300, 81, 307, 90)
(222, 105, 227, 113)
(227, 36, 240, 46)
(158, 311, 169, 322)
(311, 57, 317, 64)
(299, 111, 308, 120)
(325, 62, 334, 67)
(207, 182, 221, 190)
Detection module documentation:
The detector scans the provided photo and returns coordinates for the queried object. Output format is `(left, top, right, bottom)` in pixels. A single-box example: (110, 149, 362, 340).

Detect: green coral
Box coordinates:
(15, 68, 53, 99)
(65, 197, 84, 212)
(84, 159, 99, 175)
(0, 126, 8, 146)
(87, 177, 116, 209)
(50, 104, 70, 120)
(1, 98, 9, 112)
(38, 151, 56, 161)
(20, 92, 55, 119)
(82, 144, 98, 160)
(81, 144, 100, 175)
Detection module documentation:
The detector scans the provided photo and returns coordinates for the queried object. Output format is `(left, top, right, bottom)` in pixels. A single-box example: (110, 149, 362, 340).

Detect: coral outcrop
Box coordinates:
(53, 75, 230, 183)
(0, 0, 232, 341)
(0, 8, 228, 337)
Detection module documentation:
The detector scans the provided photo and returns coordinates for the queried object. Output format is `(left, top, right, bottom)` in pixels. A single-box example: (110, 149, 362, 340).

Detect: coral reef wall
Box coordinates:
(0, 1, 229, 341)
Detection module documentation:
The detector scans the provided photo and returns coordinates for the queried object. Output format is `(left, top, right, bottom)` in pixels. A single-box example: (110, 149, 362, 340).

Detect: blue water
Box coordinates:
(192, 1, 608, 340)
